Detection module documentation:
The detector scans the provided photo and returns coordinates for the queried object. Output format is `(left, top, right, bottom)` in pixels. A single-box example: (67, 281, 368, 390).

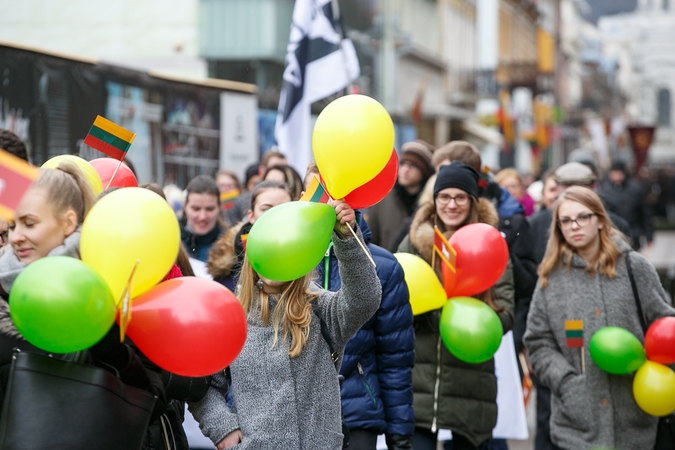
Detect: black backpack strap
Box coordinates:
(625, 251, 648, 333)
(311, 301, 340, 371)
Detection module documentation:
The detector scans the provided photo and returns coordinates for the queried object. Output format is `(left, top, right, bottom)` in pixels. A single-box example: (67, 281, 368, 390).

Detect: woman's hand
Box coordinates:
(329, 199, 356, 239)
(216, 429, 243, 449)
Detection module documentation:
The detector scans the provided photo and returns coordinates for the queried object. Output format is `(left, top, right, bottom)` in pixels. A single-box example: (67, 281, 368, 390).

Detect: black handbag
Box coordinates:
(0, 349, 157, 450)
(625, 253, 675, 450)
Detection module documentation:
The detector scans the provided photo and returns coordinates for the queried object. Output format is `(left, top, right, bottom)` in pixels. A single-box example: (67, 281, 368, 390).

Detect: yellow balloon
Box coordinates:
(312, 95, 394, 199)
(81, 188, 180, 301)
(394, 253, 447, 316)
(633, 361, 675, 416)
(42, 155, 104, 196)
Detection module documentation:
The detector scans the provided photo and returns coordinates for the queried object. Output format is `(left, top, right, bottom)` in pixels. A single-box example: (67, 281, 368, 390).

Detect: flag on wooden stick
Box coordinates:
(0, 149, 40, 221)
(433, 226, 456, 271)
(84, 116, 136, 161)
(565, 320, 584, 347)
(300, 175, 331, 203)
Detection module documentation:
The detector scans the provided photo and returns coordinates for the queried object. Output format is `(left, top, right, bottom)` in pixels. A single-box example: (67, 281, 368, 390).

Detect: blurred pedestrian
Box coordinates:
(495, 168, 535, 217)
(181, 175, 224, 262)
(367, 140, 434, 250)
(598, 160, 654, 251)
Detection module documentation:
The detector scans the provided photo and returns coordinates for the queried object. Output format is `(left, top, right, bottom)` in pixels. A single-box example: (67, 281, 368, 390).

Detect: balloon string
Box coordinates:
(105, 158, 125, 190)
(346, 223, 376, 267)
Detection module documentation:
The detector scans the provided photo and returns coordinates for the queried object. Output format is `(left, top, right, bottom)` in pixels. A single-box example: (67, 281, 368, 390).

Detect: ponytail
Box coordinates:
(34, 162, 95, 224)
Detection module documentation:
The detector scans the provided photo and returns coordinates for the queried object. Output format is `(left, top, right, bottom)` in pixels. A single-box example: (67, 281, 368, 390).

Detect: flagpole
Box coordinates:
(105, 157, 125, 190)
(346, 223, 376, 267)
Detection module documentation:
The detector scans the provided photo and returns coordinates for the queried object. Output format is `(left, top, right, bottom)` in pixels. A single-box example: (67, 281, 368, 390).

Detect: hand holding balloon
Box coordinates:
(329, 198, 355, 238)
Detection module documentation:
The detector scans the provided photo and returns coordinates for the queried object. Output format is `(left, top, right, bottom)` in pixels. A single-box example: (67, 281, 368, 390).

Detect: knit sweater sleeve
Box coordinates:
(523, 283, 577, 396)
(315, 229, 382, 353)
(188, 369, 239, 445)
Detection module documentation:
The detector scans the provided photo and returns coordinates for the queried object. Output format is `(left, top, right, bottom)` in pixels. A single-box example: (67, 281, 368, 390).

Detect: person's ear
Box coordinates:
(63, 210, 78, 237)
(247, 209, 254, 224)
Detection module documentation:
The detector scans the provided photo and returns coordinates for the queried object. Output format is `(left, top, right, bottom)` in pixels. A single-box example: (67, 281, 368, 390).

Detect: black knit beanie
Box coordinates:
(433, 161, 480, 199)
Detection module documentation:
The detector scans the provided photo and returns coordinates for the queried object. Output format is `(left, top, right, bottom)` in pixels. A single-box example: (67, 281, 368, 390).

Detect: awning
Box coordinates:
(461, 120, 504, 146)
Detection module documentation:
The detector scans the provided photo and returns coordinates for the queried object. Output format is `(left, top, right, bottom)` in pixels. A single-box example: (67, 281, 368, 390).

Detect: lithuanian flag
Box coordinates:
(220, 189, 240, 211)
(300, 175, 330, 203)
(83, 116, 136, 160)
(0, 149, 39, 221)
(565, 320, 584, 348)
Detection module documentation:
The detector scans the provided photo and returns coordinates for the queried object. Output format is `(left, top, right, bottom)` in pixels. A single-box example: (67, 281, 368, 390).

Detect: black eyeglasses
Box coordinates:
(436, 193, 470, 206)
(558, 213, 596, 229)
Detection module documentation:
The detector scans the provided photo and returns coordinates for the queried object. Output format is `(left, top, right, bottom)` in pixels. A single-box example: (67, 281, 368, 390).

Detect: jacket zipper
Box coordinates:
(431, 334, 442, 433)
(357, 362, 377, 407)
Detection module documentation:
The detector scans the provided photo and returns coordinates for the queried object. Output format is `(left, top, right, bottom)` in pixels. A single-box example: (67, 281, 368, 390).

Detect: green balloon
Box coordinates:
(439, 297, 503, 364)
(246, 201, 337, 282)
(589, 326, 646, 374)
(10, 256, 116, 354)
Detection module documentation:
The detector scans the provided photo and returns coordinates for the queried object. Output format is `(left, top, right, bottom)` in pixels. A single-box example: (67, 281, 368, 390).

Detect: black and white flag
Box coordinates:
(275, 0, 360, 175)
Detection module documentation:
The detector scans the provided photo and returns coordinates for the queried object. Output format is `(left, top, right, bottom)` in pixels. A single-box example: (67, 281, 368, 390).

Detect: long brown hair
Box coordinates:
(538, 186, 622, 286)
(238, 253, 319, 357)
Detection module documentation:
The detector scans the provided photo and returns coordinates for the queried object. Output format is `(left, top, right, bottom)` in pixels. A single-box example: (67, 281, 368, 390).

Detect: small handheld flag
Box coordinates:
(300, 175, 330, 203)
(433, 226, 457, 271)
(220, 189, 240, 211)
(0, 149, 39, 221)
(565, 319, 585, 373)
(83, 115, 136, 161)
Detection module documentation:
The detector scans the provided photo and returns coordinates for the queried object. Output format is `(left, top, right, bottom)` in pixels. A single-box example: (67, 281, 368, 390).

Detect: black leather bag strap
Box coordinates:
(625, 252, 648, 333)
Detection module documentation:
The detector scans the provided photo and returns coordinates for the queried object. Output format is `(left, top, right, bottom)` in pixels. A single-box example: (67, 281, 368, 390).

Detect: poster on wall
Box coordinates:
(220, 91, 259, 183)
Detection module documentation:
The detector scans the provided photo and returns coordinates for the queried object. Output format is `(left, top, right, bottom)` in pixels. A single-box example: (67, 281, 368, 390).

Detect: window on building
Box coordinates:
(658, 88, 671, 126)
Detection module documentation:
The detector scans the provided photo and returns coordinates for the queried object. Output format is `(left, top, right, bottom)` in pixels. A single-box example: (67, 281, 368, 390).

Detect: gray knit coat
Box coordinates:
(189, 232, 382, 449)
(524, 238, 675, 450)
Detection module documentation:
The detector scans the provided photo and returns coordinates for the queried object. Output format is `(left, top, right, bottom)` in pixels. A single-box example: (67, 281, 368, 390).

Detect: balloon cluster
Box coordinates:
(590, 318, 675, 416)
(11, 160, 247, 377)
(395, 223, 509, 364)
(313, 94, 397, 208)
(246, 95, 398, 282)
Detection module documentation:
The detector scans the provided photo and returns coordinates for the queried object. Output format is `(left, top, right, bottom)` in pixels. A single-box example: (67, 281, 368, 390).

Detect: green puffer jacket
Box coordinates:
(397, 199, 514, 446)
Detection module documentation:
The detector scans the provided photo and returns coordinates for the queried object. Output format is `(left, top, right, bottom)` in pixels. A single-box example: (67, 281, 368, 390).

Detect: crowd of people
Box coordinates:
(0, 126, 673, 450)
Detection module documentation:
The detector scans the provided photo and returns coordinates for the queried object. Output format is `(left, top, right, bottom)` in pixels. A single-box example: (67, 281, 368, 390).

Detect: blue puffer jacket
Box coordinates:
(315, 218, 415, 438)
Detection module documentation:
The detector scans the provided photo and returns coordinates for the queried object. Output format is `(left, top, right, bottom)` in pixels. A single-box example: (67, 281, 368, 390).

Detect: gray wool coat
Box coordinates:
(189, 232, 382, 450)
(524, 238, 675, 450)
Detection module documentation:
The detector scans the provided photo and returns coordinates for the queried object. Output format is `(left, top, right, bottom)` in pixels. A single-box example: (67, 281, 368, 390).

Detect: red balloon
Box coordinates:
(645, 317, 675, 365)
(90, 158, 138, 188)
(446, 223, 508, 298)
(125, 278, 247, 377)
(321, 149, 398, 208)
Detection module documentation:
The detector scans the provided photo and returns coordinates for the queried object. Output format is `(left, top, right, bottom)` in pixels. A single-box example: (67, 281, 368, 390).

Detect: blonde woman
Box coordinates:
(524, 186, 675, 449)
(190, 200, 381, 449)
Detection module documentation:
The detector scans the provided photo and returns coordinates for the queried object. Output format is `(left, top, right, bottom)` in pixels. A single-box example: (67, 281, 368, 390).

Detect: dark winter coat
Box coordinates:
(315, 218, 415, 441)
(524, 237, 675, 450)
(397, 200, 515, 446)
(180, 223, 223, 262)
(483, 183, 537, 353)
(367, 183, 423, 250)
(599, 177, 654, 249)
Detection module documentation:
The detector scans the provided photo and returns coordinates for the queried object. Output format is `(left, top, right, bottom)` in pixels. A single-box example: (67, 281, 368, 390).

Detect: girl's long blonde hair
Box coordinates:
(238, 253, 319, 357)
(538, 186, 622, 286)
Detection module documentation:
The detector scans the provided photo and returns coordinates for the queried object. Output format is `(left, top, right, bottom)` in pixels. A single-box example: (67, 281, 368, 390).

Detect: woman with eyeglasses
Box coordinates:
(524, 186, 675, 450)
(397, 162, 514, 450)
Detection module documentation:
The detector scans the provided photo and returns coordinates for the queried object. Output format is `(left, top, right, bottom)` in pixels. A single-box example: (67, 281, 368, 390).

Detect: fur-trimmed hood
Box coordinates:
(207, 221, 245, 279)
(409, 198, 500, 265)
